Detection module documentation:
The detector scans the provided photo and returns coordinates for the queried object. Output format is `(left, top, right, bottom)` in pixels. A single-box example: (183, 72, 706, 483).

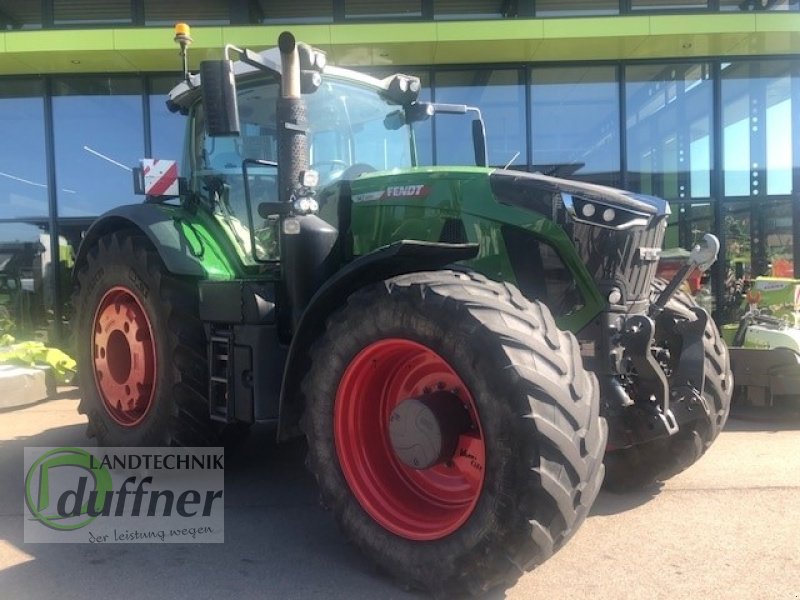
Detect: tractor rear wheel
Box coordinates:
(603, 279, 732, 491)
(302, 270, 606, 596)
(73, 230, 213, 446)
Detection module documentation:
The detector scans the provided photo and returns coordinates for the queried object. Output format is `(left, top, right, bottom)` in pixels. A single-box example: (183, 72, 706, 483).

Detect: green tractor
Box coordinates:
(72, 29, 732, 596)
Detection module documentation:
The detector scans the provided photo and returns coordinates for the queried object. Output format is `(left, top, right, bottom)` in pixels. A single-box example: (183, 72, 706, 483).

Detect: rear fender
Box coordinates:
(276, 240, 479, 440)
(73, 204, 240, 281)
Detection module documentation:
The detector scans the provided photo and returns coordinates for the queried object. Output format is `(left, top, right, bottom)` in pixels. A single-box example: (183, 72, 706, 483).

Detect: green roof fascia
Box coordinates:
(0, 14, 798, 75)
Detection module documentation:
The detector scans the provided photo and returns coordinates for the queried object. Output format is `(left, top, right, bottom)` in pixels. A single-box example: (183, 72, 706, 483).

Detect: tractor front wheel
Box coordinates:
(302, 271, 607, 596)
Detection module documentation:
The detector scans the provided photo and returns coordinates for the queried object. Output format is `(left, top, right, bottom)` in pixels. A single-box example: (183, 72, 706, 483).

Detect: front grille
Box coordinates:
(572, 216, 667, 306)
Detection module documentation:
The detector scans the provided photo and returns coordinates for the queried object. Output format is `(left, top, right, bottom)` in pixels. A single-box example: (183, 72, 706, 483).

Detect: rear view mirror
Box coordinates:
(200, 60, 240, 137)
(472, 119, 487, 167)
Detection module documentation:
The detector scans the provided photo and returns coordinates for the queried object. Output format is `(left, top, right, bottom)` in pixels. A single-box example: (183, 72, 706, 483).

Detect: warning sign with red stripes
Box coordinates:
(141, 159, 179, 196)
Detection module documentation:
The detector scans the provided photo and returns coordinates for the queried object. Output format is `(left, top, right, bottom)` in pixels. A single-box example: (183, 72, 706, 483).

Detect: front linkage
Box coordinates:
(603, 234, 720, 450)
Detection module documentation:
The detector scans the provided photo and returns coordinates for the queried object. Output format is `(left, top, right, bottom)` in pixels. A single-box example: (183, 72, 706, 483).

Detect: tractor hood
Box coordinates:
(490, 169, 669, 229)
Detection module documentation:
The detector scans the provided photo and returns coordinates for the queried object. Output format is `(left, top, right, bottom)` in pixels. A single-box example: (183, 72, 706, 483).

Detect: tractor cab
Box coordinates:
(141, 41, 486, 266)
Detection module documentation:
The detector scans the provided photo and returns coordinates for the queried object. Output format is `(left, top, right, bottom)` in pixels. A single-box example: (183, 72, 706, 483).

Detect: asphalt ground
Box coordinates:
(1, 392, 798, 600)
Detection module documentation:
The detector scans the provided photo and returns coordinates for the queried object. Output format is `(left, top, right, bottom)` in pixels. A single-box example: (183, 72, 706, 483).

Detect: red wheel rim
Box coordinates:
(91, 286, 157, 427)
(335, 338, 485, 541)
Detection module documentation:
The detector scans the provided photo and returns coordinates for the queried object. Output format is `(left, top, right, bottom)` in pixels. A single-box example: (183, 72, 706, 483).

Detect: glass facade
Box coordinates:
(722, 61, 794, 198)
(626, 63, 713, 200)
(434, 69, 526, 168)
(52, 77, 144, 217)
(536, 0, 618, 16)
(0, 74, 177, 344)
(0, 3, 798, 346)
(0, 80, 48, 219)
(531, 66, 620, 186)
(0, 0, 796, 29)
(344, 0, 422, 19)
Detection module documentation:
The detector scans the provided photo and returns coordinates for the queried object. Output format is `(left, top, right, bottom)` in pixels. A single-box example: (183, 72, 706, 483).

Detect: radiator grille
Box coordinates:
(572, 216, 666, 305)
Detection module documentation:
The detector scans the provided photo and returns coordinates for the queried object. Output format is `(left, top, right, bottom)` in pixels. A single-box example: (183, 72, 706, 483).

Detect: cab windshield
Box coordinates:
(193, 75, 414, 262)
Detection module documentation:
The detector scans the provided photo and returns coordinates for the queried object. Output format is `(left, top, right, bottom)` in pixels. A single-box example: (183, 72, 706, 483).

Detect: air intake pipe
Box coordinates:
(276, 32, 338, 333)
(277, 31, 307, 204)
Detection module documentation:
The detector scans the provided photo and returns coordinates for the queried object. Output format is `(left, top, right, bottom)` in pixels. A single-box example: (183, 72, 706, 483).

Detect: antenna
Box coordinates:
(173, 23, 193, 83)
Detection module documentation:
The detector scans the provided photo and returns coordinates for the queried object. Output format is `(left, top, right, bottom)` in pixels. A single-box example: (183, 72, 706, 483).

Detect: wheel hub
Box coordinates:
(335, 338, 486, 541)
(92, 286, 156, 427)
(389, 392, 471, 470)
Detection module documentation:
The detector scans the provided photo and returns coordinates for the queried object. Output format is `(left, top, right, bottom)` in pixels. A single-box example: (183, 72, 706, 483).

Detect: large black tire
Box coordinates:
(603, 279, 733, 491)
(73, 230, 214, 446)
(302, 270, 607, 596)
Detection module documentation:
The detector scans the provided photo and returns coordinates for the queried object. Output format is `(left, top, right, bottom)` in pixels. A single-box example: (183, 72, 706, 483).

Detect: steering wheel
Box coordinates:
(339, 163, 376, 181)
(311, 160, 348, 175)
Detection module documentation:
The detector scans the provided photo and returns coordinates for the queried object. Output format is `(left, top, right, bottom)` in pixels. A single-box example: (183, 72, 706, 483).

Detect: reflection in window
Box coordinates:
(0, 221, 76, 344)
(53, 0, 132, 25)
(258, 0, 333, 23)
(435, 70, 526, 168)
(626, 63, 712, 199)
(724, 199, 793, 280)
(663, 203, 714, 306)
(144, 0, 230, 26)
(0, 1, 42, 29)
(720, 0, 798, 10)
(434, 0, 507, 19)
(149, 76, 187, 173)
(0, 222, 46, 337)
(536, 0, 618, 16)
(531, 66, 620, 186)
(0, 80, 48, 218)
(722, 61, 794, 197)
(53, 77, 144, 217)
(345, 0, 421, 18)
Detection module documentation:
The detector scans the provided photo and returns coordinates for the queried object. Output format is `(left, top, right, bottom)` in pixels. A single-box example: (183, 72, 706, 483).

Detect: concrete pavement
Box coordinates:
(1, 393, 798, 600)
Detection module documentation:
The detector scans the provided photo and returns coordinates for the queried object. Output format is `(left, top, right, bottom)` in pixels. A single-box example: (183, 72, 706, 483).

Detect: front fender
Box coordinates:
(276, 240, 479, 440)
(73, 204, 240, 281)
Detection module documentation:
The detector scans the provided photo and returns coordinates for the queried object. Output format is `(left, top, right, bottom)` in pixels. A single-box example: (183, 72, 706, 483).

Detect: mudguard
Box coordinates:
(276, 239, 479, 440)
(73, 204, 236, 280)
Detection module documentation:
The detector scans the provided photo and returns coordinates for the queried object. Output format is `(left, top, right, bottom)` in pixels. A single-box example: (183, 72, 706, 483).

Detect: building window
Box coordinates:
(345, 0, 421, 19)
(52, 77, 144, 217)
(434, 69, 526, 169)
(0, 1, 42, 29)
(535, 1, 619, 17)
(630, 0, 708, 9)
(143, 0, 230, 26)
(148, 76, 187, 173)
(663, 202, 715, 305)
(434, 0, 508, 19)
(257, 0, 333, 23)
(53, 0, 132, 25)
(0, 80, 47, 219)
(723, 198, 794, 281)
(531, 66, 620, 187)
(722, 61, 794, 197)
(720, 0, 799, 11)
(626, 63, 713, 200)
(0, 222, 48, 339)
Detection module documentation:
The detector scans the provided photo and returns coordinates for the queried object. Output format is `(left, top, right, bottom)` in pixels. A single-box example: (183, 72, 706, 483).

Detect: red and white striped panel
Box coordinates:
(141, 159, 179, 196)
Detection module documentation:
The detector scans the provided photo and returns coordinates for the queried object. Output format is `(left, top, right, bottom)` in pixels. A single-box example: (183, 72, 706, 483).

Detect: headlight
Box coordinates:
(563, 194, 650, 230)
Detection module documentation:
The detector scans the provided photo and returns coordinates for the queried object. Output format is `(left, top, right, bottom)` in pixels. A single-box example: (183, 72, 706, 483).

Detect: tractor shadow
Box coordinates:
(589, 486, 663, 517)
(726, 404, 800, 431)
(0, 422, 421, 600)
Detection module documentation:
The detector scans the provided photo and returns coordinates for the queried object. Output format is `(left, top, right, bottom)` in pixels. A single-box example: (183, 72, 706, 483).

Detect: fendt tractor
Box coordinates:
(73, 26, 732, 596)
